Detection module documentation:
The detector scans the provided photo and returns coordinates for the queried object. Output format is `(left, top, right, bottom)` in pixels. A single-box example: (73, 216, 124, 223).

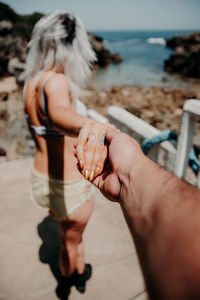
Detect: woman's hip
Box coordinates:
(30, 166, 96, 221)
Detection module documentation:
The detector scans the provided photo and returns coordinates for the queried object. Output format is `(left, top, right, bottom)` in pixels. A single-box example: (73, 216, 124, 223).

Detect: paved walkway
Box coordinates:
(0, 159, 147, 300)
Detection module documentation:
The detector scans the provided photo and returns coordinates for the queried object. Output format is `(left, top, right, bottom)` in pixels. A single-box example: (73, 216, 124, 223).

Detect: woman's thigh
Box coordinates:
(60, 197, 94, 243)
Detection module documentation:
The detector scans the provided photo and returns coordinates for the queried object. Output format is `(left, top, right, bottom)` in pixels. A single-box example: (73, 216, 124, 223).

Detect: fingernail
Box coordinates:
(95, 167, 101, 176)
(80, 160, 83, 169)
(89, 170, 94, 181)
(85, 169, 89, 180)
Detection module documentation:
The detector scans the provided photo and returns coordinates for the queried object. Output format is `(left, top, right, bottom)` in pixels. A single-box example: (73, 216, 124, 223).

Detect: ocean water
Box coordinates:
(87, 30, 195, 89)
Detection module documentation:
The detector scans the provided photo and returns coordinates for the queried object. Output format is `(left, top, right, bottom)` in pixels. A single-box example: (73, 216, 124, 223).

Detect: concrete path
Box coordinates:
(0, 159, 147, 300)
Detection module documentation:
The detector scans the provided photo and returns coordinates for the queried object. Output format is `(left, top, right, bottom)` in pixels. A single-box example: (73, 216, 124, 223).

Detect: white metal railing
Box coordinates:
(107, 106, 176, 171)
(88, 99, 200, 186)
(88, 109, 108, 124)
(174, 99, 200, 188)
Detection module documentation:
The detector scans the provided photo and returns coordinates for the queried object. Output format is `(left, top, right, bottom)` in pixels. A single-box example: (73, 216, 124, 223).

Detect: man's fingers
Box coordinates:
(93, 172, 120, 202)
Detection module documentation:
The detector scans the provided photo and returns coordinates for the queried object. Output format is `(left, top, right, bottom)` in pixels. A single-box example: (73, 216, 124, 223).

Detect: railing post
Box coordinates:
(174, 99, 200, 179)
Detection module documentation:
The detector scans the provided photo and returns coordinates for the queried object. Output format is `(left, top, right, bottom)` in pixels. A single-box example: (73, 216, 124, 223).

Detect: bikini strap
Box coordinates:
(40, 73, 54, 127)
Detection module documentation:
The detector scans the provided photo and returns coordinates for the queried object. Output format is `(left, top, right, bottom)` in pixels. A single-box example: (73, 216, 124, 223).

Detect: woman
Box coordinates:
(23, 10, 108, 297)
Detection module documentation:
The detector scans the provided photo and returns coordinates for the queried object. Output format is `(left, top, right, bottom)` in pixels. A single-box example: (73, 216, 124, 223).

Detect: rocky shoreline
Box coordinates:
(0, 3, 200, 163)
(0, 76, 200, 163)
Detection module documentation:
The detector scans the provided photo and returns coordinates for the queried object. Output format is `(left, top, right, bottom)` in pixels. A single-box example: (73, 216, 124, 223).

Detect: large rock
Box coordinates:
(88, 33, 122, 67)
(0, 34, 27, 77)
(164, 32, 200, 78)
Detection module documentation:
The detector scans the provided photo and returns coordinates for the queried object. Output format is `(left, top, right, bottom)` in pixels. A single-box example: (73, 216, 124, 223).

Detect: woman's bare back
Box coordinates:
(24, 72, 83, 181)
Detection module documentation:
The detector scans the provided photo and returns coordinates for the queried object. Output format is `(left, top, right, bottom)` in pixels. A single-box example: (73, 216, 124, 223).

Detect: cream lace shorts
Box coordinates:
(30, 166, 96, 221)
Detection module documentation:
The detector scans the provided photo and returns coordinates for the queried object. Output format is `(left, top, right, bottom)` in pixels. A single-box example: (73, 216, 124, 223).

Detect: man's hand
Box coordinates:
(92, 126, 143, 202)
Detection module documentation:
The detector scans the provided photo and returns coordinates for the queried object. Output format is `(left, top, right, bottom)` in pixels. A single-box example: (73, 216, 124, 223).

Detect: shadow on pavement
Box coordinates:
(37, 215, 61, 281)
(37, 215, 72, 299)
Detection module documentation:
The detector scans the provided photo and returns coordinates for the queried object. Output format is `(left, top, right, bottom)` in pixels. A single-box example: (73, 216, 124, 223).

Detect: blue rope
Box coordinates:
(142, 130, 178, 155)
(189, 148, 200, 175)
(141, 130, 200, 176)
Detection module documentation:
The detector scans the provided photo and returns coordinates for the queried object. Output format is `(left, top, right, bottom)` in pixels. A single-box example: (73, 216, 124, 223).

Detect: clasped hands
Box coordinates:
(74, 119, 115, 182)
(74, 119, 143, 201)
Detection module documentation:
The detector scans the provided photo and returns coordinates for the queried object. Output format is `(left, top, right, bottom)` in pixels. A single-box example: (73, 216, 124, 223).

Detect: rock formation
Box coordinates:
(88, 33, 122, 67)
(164, 31, 200, 78)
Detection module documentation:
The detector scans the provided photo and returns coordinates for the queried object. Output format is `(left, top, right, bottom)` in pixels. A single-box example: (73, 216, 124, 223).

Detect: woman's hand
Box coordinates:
(74, 120, 112, 181)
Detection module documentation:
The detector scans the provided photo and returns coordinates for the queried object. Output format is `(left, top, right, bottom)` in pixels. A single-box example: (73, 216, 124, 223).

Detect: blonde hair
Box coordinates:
(23, 10, 96, 94)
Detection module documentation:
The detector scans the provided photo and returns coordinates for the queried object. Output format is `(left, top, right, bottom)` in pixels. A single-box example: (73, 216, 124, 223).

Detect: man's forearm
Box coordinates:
(119, 155, 200, 299)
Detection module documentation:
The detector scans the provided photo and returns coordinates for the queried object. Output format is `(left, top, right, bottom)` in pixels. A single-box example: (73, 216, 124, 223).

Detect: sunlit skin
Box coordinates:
(75, 126, 200, 300)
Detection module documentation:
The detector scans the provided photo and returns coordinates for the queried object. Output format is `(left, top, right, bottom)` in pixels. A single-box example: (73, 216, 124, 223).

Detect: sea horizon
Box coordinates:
(91, 28, 200, 32)
(87, 29, 199, 90)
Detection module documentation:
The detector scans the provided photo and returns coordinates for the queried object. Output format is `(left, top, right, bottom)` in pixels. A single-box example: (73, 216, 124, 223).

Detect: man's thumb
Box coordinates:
(106, 125, 120, 143)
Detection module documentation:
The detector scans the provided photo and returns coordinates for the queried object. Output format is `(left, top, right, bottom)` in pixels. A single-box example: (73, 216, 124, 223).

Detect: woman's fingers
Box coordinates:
(75, 121, 118, 181)
(93, 145, 108, 179)
(82, 123, 108, 181)
(81, 123, 101, 179)
(76, 120, 93, 169)
(83, 143, 106, 181)
(89, 131, 108, 181)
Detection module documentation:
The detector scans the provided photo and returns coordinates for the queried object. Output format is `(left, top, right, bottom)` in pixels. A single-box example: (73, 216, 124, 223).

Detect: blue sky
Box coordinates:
(2, 0, 200, 31)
